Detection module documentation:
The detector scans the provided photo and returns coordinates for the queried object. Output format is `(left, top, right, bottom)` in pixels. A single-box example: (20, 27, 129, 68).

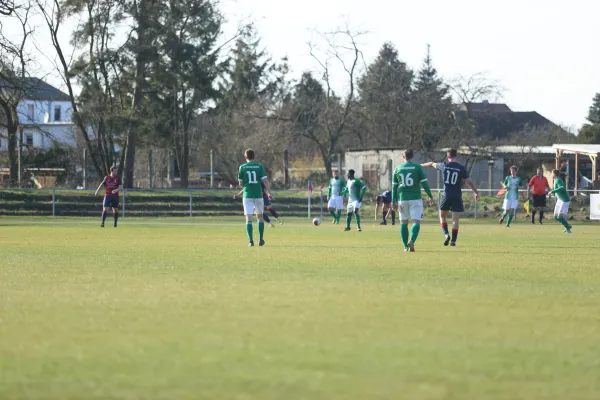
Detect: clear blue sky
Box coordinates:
(220, 0, 600, 131)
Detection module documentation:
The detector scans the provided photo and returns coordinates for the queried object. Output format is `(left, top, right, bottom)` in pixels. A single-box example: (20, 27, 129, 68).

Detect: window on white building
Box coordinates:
(54, 105, 61, 121)
(27, 104, 34, 121)
(26, 134, 33, 146)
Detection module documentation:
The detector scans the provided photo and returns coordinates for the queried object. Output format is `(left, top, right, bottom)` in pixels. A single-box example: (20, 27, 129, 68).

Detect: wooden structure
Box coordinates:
(553, 144, 600, 195)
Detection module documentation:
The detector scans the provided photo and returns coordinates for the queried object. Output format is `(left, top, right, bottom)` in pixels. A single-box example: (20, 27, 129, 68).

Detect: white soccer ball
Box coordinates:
(312, 217, 321, 226)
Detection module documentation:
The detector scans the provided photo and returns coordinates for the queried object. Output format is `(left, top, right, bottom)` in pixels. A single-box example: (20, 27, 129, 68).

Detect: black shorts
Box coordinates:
(377, 195, 391, 205)
(439, 195, 464, 213)
(531, 194, 547, 208)
(103, 196, 119, 209)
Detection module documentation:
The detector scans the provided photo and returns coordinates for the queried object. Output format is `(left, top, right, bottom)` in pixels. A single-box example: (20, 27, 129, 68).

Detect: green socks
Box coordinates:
(346, 214, 352, 228)
(410, 223, 420, 243)
(556, 215, 570, 229)
(400, 224, 409, 248)
(329, 209, 336, 218)
(336, 210, 342, 223)
(258, 220, 264, 240)
(501, 211, 507, 220)
(355, 213, 361, 228)
(246, 222, 253, 242)
(506, 214, 513, 226)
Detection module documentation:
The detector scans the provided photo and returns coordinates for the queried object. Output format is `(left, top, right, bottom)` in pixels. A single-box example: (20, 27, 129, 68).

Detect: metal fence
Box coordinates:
(0, 187, 598, 220)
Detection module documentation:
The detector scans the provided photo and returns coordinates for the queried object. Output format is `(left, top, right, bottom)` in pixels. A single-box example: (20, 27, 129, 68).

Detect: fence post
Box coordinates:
(475, 198, 478, 219)
(122, 189, 126, 218)
(82, 148, 87, 189)
(437, 189, 442, 205)
(52, 189, 56, 217)
(189, 190, 193, 217)
(209, 150, 215, 188)
(319, 189, 323, 217)
(308, 179, 311, 219)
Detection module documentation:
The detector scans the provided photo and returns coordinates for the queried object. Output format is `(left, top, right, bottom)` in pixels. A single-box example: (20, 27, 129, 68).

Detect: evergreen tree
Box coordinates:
(150, 0, 222, 187)
(414, 44, 448, 99)
(586, 93, 600, 125)
(411, 45, 453, 151)
(357, 42, 413, 147)
(579, 93, 600, 144)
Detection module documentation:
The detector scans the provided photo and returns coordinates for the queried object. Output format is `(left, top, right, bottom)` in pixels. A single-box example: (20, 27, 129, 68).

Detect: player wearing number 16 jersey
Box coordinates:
(238, 149, 273, 247)
(422, 148, 479, 247)
(392, 149, 434, 252)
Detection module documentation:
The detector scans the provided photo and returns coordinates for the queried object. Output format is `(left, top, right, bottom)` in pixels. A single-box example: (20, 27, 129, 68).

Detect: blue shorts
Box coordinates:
(103, 196, 119, 209)
(263, 196, 271, 207)
(439, 195, 464, 213)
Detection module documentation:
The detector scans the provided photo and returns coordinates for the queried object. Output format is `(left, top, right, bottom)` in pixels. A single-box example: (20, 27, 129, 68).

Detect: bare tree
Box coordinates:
(292, 25, 365, 179)
(450, 72, 505, 115)
(448, 72, 506, 172)
(0, 0, 35, 185)
(0, 0, 16, 16)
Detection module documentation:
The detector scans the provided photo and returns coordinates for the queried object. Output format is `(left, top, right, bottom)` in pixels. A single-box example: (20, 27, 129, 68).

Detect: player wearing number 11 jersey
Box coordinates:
(392, 149, 434, 252)
(422, 149, 479, 247)
(238, 149, 273, 247)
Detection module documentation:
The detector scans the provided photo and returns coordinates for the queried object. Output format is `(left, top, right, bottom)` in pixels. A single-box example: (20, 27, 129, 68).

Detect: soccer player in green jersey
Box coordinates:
(327, 169, 345, 224)
(499, 165, 524, 228)
(341, 169, 367, 232)
(549, 168, 572, 233)
(237, 149, 273, 247)
(391, 149, 434, 252)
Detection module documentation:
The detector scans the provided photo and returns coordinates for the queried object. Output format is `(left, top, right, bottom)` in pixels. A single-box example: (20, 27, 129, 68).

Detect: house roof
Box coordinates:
(553, 144, 600, 156)
(455, 102, 512, 113)
(0, 77, 70, 101)
(21, 78, 70, 101)
(440, 146, 558, 156)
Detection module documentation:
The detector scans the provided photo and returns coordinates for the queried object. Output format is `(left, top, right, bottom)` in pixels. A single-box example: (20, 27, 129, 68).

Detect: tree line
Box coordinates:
(1, 0, 596, 188)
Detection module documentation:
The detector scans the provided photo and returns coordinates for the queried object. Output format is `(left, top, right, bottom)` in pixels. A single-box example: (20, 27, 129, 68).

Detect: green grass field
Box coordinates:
(1, 217, 599, 400)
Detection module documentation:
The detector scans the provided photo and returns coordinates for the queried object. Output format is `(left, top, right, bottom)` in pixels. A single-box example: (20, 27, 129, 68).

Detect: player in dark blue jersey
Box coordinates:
(376, 190, 395, 225)
(422, 149, 479, 246)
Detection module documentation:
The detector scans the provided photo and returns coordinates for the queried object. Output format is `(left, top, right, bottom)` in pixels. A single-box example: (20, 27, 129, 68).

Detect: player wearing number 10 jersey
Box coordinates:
(238, 149, 273, 247)
(392, 149, 434, 252)
(422, 149, 479, 247)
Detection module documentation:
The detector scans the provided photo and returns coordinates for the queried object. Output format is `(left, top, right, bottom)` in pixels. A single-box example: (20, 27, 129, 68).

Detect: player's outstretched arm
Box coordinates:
(421, 162, 436, 168)
(233, 189, 243, 199)
(464, 178, 480, 201)
(94, 178, 106, 196)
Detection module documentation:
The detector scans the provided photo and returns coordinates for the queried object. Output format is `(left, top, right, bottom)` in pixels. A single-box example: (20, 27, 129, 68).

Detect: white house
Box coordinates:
(0, 78, 77, 150)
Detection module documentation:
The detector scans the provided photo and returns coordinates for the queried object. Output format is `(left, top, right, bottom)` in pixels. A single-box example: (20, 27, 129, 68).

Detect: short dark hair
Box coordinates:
(245, 149, 255, 160)
(348, 169, 355, 175)
(552, 169, 560, 175)
(110, 166, 117, 172)
(403, 149, 414, 160)
(447, 149, 458, 158)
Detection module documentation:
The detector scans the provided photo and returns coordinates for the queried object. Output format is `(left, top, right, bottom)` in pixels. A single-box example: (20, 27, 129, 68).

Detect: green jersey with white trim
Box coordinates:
(550, 177, 570, 202)
(503, 176, 523, 200)
(238, 161, 267, 198)
(392, 162, 429, 201)
(328, 177, 345, 197)
(344, 178, 366, 202)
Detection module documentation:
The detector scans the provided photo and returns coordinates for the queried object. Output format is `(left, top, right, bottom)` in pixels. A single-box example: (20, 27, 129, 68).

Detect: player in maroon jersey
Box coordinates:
(95, 166, 122, 227)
